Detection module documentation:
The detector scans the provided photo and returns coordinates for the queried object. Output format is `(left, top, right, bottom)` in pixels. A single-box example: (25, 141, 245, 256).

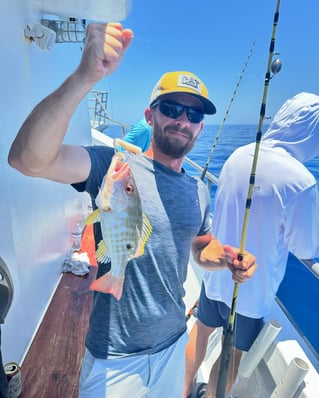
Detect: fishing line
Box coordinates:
(215, 1, 282, 397)
(132, 35, 151, 42)
(201, 39, 257, 181)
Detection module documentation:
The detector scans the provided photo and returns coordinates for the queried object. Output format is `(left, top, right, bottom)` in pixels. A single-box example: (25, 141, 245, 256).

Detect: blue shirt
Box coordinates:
(123, 118, 151, 152)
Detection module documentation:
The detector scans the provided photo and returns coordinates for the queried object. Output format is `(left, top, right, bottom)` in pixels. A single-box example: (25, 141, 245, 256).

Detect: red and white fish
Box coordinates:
(84, 151, 152, 300)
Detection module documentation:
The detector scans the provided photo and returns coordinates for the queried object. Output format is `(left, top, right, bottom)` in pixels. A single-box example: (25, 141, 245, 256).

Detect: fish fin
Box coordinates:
(83, 209, 100, 226)
(96, 240, 111, 263)
(90, 273, 124, 301)
(135, 213, 153, 257)
(142, 213, 153, 239)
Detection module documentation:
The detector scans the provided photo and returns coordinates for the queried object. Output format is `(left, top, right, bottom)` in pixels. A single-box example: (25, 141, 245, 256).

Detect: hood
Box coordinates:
(262, 92, 319, 163)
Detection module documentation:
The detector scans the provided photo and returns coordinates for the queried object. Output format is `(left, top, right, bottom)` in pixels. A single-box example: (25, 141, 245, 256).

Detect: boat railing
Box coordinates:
(88, 90, 130, 134)
(299, 258, 319, 279)
(183, 156, 218, 191)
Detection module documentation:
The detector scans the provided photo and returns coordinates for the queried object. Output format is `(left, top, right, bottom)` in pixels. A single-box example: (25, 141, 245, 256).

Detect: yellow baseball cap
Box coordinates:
(150, 71, 216, 115)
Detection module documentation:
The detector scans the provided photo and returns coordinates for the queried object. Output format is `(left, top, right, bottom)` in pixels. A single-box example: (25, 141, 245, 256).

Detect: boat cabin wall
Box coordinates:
(1, 0, 93, 364)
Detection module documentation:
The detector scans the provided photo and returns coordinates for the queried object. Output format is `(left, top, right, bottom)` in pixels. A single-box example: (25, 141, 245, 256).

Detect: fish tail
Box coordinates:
(90, 273, 124, 301)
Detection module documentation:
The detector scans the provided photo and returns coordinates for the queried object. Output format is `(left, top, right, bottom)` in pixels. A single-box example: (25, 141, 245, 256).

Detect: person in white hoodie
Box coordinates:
(184, 92, 319, 398)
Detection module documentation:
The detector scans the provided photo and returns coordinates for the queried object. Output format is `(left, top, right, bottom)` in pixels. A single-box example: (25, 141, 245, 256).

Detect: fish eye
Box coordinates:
(126, 184, 134, 194)
(126, 243, 133, 250)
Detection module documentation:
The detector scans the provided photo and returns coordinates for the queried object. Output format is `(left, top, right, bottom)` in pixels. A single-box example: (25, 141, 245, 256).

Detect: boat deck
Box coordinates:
(20, 226, 97, 397)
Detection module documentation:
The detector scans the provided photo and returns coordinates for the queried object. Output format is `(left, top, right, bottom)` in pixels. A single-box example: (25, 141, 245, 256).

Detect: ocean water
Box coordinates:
(103, 123, 319, 356)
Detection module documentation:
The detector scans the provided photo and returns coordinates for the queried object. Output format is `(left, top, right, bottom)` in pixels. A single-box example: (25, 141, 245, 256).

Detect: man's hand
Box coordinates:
(77, 23, 134, 85)
(192, 234, 227, 270)
(192, 235, 257, 283)
(223, 244, 257, 283)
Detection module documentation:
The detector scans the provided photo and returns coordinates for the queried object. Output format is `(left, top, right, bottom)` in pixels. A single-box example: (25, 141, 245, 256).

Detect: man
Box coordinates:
(8, 23, 256, 397)
(184, 92, 319, 398)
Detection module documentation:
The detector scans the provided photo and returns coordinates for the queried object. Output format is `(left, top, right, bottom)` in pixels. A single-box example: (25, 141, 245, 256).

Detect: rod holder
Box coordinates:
(239, 319, 282, 378)
(269, 357, 309, 398)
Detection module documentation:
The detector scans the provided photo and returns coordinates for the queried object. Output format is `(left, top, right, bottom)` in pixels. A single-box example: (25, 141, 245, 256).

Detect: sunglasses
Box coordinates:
(151, 100, 204, 124)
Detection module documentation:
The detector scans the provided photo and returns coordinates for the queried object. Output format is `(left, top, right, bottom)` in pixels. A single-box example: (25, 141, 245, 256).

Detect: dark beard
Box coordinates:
(152, 119, 197, 159)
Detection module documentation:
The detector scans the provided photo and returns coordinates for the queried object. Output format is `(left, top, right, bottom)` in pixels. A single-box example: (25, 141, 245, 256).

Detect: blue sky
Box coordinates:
(92, 0, 319, 125)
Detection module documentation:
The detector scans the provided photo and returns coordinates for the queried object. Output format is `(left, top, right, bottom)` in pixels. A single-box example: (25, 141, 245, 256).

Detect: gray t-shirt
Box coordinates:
(73, 145, 211, 358)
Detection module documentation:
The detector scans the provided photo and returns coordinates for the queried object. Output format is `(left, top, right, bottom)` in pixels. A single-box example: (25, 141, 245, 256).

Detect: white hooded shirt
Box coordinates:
(203, 92, 319, 318)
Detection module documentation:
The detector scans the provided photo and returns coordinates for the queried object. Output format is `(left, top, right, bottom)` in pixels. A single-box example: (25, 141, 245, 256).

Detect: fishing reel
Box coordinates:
(270, 54, 282, 76)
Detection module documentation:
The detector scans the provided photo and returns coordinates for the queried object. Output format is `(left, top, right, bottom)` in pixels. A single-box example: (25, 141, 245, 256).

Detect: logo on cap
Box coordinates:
(177, 74, 202, 95)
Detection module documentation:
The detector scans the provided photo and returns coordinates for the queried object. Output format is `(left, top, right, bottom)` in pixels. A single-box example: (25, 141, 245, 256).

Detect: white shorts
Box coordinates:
(78, 332, 188, 398)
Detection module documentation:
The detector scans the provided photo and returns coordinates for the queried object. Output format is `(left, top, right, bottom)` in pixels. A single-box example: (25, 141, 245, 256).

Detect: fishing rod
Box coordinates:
(185, 300, 199, 322)
(215, 1, 282, 397)
(200, 39, 257, 181)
